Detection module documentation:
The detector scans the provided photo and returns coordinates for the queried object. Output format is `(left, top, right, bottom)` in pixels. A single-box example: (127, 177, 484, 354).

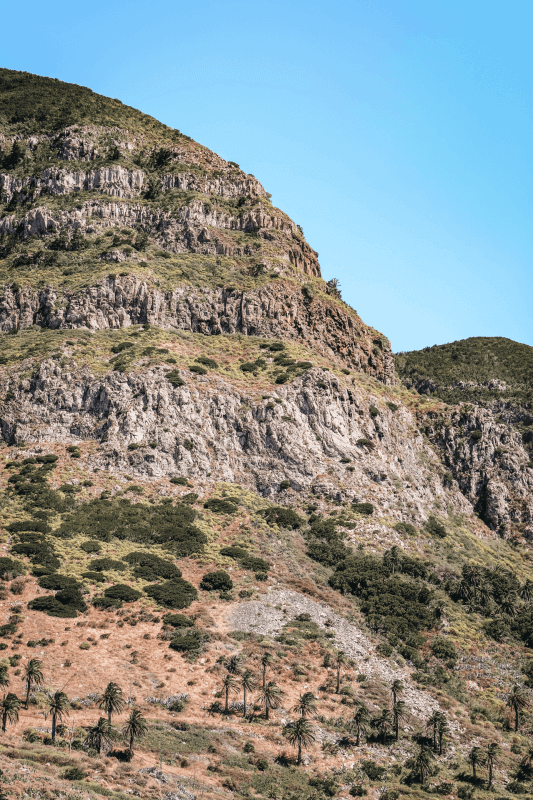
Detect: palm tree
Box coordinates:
(44, 691, 69, 743)
(282, 718, 316, 765)
(507, 685, 530, 732)
(393, 701, 408, 741)
(122, 709, 147, 755)
(500, 592, 519, 618)
(222, 673, 239, 714)
(259, 681, 284, 721)
(372, 708, 393, 745)
(84, 717, 116, 755)
(520, 580, 533, 603)
(292, 692, 317, 719)
(351, 703, 370, 746)
(411, 744, 435, 784)
(425, 711, 441, 751)
(97, 682, 125, 724)
(261, 653, 274, 689)
(486, 742, 500, 790)
(436, 717, 449, 755)
(468, 746, 484, 781)
(0, 693, 20, 733)
(334, 651, 347, 694)
(0, 668, 9, 690)
(391, 679, 404, 706)
(224, 655, 242, 675)
(385, 546, 402, 574)
(240, 670, 256, 717)
(22, 658, 44, 710)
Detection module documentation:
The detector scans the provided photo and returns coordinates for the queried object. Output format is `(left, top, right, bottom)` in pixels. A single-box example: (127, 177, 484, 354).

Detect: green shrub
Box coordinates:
(356, 438, 374, 449)
(361, 760, 386, 781)
(471, 429, 483, 441)
(262, 507, 304, 530)
(279, 480, 291, 490)
(0, 557, 25, 578)
(386, 402, 399, 411)
(349, 785, 366, 797)
(220, 546, 248, 559)
(79, 642, 90, 650)
(170, 629, 203, 652)
(394, 522, 417, 536)
(430, 636, 458, 665)
(63, 766, 86, 780)
(352, 502, 374, 515)
(269, 342, 285, 351)
(55, 587, 87, 611)
(163, 613, 194, 628)
(425, 516, 447, 538)
(80, 540, 102, 553)
(200, 571, 233, 591)
(145, 578, 198, 609)
(167, 370, 185, 387)
(170, 476, 189, 485)
(90, 558, 126, 572)
(82, 571, 105, 583)
(93, 596, 122, 610)
(195, 356, 218, 369)
(104, 584, 142, 602)
(189, 364, 207, 375)
(123, 552, 181, 580)
(38, 574, 79, 591)
(240, 362, 257, 373)
(204, 498, 238, 514)
(28, 596, 78, 618)
(369, 405, 379, 417)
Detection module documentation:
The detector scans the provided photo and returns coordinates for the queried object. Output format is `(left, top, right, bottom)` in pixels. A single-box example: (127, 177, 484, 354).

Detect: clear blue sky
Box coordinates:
(3, 0, 532, 352)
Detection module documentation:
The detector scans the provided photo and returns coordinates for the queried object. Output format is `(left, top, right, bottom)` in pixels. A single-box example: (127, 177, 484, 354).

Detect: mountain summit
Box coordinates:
(0, 70, 533, 799)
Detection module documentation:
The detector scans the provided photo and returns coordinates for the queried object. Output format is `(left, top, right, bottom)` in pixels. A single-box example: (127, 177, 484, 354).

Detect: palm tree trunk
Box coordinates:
(473, 764, 476, 781)
(433, 723, 437, 750)
(336, 666, 340, 693)
(2, 714, 5, 733)
(225, 687, 229, 713)
(25, 680, 31, 710)
(130, 733, 134, 753)
(439, 734, 443, 755)
(108, 710, 111, 724)
(395, 717, 399, 740)
(262, 667, 266, 689)
(297, 742, 302, 766)
(356, 726, 360, 746)
(265, 703, 269, 721)
(515, 707, 519, 732)
(52, 713, 56, 743)
(488, 763, 493, 789)
(243, 688, 247, 718)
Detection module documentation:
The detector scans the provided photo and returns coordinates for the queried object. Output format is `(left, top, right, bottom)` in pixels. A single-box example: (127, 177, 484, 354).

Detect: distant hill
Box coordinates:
(395, 336, 533, 407)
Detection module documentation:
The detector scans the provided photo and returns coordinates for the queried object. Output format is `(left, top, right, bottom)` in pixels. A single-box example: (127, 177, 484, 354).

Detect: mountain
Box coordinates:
(1, 69, 533, 800)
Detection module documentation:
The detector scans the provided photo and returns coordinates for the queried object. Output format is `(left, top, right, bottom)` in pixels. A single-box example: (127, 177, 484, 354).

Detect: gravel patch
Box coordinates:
(229, 589, 445, 725)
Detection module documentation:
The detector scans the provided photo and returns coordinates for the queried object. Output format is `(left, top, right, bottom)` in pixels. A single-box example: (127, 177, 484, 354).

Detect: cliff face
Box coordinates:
(1, 359, 465, 523)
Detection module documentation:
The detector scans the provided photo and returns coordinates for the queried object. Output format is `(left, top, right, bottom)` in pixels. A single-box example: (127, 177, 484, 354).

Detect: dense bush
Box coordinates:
(28, 596, 78, 618)
(471, 429, 483, 441)
(163, 613, 194, 628)
(189, 364, 207, 375)
(63, 766, 86, 780)
(204, 498, 238, 514)
(0, 557, 25, 578)
(89, 558, 126, 572)
(170, 476, 188, 485)
(220, 546, 248, 559)
(104, 584, 142, 602)
(145, 578, 198, 609)
(54, 498, 206, 557)
(170, 629, 204, 652)
(262, 506, 304, 529)
(394, 522, 417, 536)
(430, 636, 458, 665)
(195, 356, 218, 369)
(93, 596, 123, 609)
(80, 540, 102, 553)
(82, 571, 105, 583)
(122, 552, 181, 580)
(38, 574, 79, 591)
(166, 370, 185, 387)
(220, 546, 271, 574)
(329, 551, 436, 646)
(425, 516, 447, 538)
(352, 503, 374, 516)
(200, 571, 233, 591)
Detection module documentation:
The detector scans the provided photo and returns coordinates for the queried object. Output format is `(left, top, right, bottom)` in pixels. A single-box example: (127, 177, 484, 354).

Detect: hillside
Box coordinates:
(1, 70, 533, 800)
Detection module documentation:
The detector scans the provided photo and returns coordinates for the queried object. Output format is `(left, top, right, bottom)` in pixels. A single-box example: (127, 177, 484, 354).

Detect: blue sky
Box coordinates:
(3, 0, 532, 352)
